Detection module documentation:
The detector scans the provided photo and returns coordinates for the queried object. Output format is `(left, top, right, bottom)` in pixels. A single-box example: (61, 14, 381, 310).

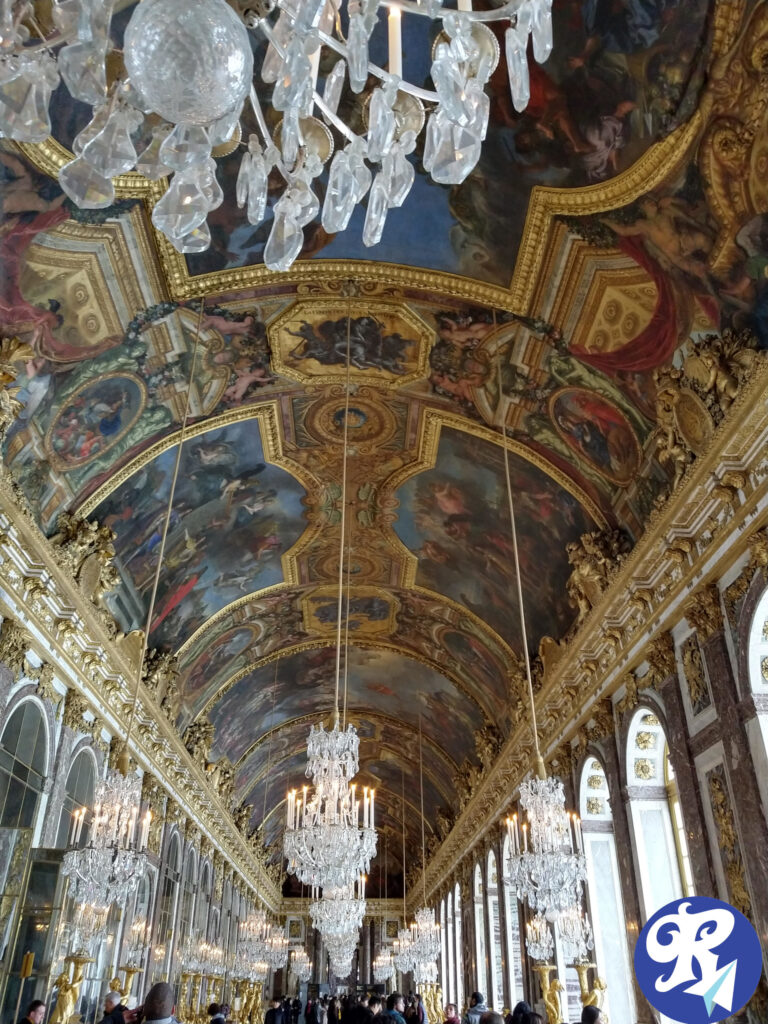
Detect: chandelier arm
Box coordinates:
(121, 297, 206, 765)
(495, 340, 543, 775)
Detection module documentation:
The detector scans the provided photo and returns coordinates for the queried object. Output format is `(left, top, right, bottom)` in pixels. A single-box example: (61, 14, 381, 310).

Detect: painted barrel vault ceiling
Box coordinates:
(2, 0, 767, 891)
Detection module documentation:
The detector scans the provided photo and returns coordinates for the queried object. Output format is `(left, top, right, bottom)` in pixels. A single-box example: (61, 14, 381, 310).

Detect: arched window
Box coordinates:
(155, 831, 181, 974)
(745, 587, 768, 820)
(579, 757, 635, 1024)
(0, 701, 47, 828)
(626, 710, 691, 918)
(485, 852, 503, 1010)
(473, 863, 487, 999)
(446, 891, 455, 1005)
(501, 834, 523, 1007)
(196, 861, 212, 938)
(178, 847, 198, 944)
(440, 898, 447, 999)
(55, 749, 96, 848)
(454, 883, 463, 1012)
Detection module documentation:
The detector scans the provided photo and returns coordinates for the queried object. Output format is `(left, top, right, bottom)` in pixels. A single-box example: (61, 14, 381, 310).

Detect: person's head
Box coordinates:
(443, 1005, 457, 1020)
(26, 1002, 45, 1024)
(105, 993, 122, 1012)
(143, 983, 175, 1024)
(510, 1004, 530, 1024)
(387, 994, 405, 1013)
(479, 1014, 504, 1024)
(580, 1010, 602, 1024)
(209, 1005, 221, 1018)
(271, 999, 282, 1009)
(522, 1015, 544, 1024)
(470, 995, 484, 1009)
(368, 996, 382, 1015)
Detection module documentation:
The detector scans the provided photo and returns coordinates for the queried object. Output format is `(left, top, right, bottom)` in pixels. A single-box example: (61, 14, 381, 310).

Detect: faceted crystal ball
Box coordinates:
(124, 0, 254, 126)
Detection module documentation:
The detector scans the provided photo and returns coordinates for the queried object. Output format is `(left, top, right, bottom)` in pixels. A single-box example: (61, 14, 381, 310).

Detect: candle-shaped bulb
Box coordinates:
(388, 5, 402, 78)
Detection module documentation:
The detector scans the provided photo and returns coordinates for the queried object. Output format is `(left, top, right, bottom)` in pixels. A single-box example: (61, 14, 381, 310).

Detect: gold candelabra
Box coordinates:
(534, 965, 564, 1024)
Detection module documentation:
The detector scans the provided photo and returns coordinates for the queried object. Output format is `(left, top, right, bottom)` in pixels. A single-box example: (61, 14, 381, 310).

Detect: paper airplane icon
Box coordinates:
(685, 959, 738, 1015)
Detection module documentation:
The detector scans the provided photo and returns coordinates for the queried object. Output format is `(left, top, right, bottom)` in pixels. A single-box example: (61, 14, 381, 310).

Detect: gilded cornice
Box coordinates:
(411, 359, 768, 902)
(0, 488, 282, 910)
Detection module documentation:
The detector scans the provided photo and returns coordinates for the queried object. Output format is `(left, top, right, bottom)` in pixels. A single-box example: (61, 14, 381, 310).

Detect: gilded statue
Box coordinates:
(566, 529, 630, 621)
(49, 971, 77, 1024)
(233, 802, 253, 834)
(684, 328, 760, 415)
(184, 718, 214, 766)
(652, 366, 693, 488)
(474, 724, 502, 771)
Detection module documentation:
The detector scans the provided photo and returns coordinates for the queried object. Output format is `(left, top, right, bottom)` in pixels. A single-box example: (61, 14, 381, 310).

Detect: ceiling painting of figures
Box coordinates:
(1, 0, 764, 893)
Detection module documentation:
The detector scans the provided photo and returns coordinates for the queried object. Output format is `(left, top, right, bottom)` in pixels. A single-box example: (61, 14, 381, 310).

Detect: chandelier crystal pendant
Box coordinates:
(0, 0, 553, 269)
(62, 767, 150, 909)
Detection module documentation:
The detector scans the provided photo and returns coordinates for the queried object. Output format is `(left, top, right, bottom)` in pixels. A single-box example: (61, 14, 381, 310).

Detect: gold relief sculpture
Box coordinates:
(641, 713, 660, 726)
(633, 758, 654, 781)
(586, 798, 604, 816)
(565, 530, 632, 624)
(62, 688, 90, 733)
(233, 802, 253, 835)
(587, 775, 603, 790)
(0, 616, 31, 677)
(184, 718, 215, 768)
(708, 765, 752, 917)
(588, 699, 614, 743)
(684, 585, 723, 641)
(680, 635, 712, 714)
(635, 731, 656, 751)
(645, 633, 676, 688)
(683, 331, 762, 416)
(651, 367, 702, 487)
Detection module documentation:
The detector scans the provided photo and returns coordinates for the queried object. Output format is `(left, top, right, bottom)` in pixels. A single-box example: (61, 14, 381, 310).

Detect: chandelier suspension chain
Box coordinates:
(121, 297, 206, 765)
(495, 323, 543, 774)
(332, 299, 353, 726)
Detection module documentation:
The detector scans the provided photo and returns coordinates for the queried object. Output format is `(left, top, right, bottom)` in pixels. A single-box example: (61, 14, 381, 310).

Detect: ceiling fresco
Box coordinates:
(1, 0, 765, 874)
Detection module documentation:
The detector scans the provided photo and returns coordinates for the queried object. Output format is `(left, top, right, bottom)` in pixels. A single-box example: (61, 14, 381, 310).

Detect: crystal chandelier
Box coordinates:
(392, 926, 414, 974)
(290, 946, 313, 983)
(0, 0, 553, 270)
(373, 947, 394, 983)
(557, 901, 594, 964)
(284, 727, 377, 889)
(505, 783, 586, 920)
(62, 767, 150, 909)
(525, 913, 554, 963)
(264, 931, 289, 971)
(239, 908, 273, 961)
(408, 907, 441, 962)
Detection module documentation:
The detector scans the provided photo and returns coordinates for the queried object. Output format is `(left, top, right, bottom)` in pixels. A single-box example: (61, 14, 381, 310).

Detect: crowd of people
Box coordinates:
(19, 984, 604, 1024)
